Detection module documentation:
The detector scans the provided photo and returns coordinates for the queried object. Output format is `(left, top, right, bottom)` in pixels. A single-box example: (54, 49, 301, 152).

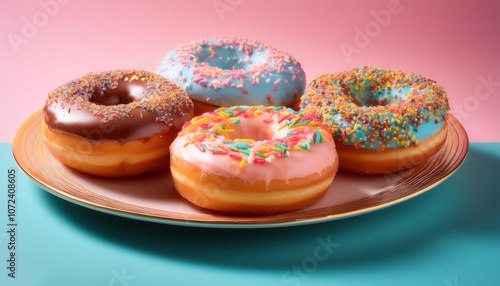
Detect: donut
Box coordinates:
(156, 36, 306, 115)
(43, 69, 194, 177)
(300, 66, 450, 174)
(169, 105, 338, 215)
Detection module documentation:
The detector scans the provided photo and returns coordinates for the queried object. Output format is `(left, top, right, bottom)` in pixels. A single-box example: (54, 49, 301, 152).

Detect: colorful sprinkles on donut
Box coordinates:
(301, 66, 450, 150)
(46, 69, 193, 125)
(156, 37, 306, 107)
(178, 106, 332, 168)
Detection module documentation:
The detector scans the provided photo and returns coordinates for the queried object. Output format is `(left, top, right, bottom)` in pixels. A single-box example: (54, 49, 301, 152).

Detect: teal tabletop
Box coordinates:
(0, 142, 499, 286)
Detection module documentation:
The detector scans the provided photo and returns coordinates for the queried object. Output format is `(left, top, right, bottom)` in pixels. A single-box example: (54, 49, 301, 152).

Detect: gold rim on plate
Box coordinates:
(12, 110, 469, 228)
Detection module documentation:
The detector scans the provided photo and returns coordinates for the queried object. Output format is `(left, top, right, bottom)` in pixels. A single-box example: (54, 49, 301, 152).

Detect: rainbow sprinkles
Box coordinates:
(301, 66, 450, 150)
(177, 106, 332, 169)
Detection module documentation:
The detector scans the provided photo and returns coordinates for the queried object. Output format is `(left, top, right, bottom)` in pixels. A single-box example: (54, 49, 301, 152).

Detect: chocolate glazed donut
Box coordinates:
(42, 69, 194, 177)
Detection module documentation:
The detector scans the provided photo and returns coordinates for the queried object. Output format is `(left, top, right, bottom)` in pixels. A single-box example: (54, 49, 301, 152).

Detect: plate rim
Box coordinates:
(12, 110, 469, 228)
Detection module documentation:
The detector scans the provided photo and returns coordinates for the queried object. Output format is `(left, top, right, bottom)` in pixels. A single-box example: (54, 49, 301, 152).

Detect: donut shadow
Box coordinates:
(38, 144, 499, 272)
(63, 166, 177, 201)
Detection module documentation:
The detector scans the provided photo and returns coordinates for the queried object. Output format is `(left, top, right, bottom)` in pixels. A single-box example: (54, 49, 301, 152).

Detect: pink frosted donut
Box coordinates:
(169, 105, 339, 215)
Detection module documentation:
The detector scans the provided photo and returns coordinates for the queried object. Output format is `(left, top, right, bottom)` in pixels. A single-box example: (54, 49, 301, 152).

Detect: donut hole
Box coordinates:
(226, 117, 275, 142)
(347, 90, 391, 107)
(90, 77, 147, 106)
(193, 45, 255, 71)
(347, 80, 411, 107)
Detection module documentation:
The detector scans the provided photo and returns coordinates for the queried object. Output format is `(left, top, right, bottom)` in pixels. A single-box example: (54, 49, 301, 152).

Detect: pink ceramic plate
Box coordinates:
(13, 110, 468, 228)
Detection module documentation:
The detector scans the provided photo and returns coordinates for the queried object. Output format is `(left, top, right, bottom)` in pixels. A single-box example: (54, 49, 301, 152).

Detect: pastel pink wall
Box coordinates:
(1, 0, 499, 142)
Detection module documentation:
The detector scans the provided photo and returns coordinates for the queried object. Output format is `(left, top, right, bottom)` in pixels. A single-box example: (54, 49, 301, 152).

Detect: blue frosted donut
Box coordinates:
(301, 66, 450, 174)
(156, 37, 306, 112)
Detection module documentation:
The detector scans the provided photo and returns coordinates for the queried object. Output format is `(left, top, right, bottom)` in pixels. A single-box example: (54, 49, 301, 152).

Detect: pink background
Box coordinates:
(1, 0, 499, 143)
